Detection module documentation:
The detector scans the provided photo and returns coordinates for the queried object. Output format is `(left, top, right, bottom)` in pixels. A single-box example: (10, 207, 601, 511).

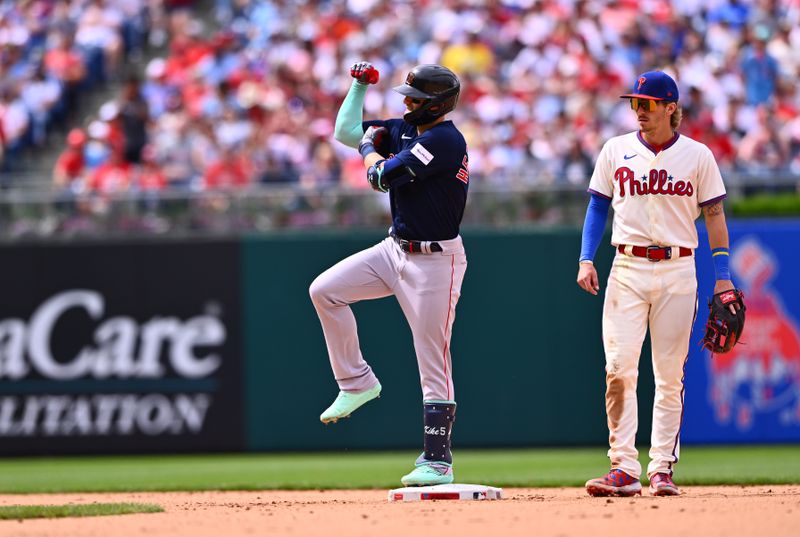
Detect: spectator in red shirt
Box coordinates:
(87, 148, 133, 195)
(53, 128, 87, 192)
(202, 145, 252, 189)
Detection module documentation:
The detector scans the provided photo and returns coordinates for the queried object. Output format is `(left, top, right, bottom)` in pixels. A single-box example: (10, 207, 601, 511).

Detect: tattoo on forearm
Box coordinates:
(704, 202, 723, 216)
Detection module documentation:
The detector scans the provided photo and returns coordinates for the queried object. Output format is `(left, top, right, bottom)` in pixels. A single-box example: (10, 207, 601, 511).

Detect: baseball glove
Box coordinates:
(702, 288, 746, 354)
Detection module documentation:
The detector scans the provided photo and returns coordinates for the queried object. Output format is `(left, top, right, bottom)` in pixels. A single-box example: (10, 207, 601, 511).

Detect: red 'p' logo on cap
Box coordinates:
(637, 76, 646, 90)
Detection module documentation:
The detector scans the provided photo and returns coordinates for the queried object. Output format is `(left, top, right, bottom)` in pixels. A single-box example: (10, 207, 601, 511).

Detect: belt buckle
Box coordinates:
(392, 233, 413, 253)
(646, 246, 670, 262)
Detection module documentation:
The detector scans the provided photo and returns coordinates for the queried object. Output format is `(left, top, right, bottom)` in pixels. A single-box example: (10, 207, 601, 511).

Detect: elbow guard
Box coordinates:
(367, 161, 389, 192)
(367, 158, 417, 192)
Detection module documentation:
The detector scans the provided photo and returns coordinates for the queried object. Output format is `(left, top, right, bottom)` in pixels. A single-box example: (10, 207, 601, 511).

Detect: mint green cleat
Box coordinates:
(401, 461, 454, 487)
(320, 383, 382, 424)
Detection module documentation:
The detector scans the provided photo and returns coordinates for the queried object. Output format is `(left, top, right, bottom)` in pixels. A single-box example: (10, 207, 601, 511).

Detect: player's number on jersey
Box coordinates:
(456, 155, 469, 184)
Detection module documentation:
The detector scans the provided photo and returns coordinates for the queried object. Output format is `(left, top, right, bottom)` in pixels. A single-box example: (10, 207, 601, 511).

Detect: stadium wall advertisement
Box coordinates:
(1, 221, 797, 455)
(0, 240, 245, 455)
(683, 220, 800, 443)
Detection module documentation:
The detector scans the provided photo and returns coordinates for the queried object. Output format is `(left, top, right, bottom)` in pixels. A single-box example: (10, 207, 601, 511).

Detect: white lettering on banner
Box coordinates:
(173, 317, 225, 377)
(0, 290, 226, 380)
(20, 396, 41, 435)
(28, 290, 104, 379)
(0, 319, 26, 377)
(0, 394, 212, 436)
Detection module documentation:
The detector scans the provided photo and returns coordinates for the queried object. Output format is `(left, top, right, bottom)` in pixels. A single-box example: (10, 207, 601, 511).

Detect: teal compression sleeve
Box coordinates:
(333, 81, 367, 148)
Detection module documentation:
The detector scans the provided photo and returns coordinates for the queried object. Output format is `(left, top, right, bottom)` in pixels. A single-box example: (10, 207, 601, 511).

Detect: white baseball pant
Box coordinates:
(602, 253, 698, 479)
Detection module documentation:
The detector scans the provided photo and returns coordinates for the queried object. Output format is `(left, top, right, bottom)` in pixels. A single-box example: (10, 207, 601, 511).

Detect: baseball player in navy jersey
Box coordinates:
(577, 71, 737, 497)
(309, 62, 468, 487)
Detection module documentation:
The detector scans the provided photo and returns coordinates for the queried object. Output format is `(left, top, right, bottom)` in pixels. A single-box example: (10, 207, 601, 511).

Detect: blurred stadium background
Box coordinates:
(0, 0, 798, 460)
(0, 0, 798, 236)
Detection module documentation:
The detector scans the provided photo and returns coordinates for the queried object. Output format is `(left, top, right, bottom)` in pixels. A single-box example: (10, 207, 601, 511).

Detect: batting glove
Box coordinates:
(351, 61, 379, 85)
(358, 126, 388, 158)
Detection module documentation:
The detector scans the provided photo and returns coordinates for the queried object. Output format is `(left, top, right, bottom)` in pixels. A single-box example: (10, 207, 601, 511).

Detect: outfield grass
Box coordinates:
(0, 446, 798, 493)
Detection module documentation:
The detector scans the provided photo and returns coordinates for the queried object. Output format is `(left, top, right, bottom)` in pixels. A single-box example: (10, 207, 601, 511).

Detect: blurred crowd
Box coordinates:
(0, 0, 194, 182)
(40, 0, 800, 202)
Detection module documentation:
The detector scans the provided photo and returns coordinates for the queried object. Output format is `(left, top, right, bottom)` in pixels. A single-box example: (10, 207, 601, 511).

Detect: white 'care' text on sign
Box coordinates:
(0, 290, 226, 380)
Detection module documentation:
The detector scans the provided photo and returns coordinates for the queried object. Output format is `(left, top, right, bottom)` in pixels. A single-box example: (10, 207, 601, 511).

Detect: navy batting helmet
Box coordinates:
(393, 64, 460, 126)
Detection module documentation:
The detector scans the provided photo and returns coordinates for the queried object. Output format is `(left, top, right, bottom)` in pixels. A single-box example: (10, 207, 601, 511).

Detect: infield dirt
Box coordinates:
(0, 485, 797, 537)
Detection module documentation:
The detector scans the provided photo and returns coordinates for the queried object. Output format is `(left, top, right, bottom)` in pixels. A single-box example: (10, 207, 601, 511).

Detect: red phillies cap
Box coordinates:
(620, 71, 679, 101)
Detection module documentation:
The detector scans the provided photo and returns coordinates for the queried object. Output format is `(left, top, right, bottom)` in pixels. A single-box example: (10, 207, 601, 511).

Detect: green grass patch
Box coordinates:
(0, 446, 797, 493)
(730, 193, 800, 217)
(0, 503, 163, 520)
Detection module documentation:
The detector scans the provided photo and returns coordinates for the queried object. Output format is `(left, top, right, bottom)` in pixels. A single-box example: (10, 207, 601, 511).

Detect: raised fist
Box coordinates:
(358, 126, 388, 158)
(350, 61, 380, 85)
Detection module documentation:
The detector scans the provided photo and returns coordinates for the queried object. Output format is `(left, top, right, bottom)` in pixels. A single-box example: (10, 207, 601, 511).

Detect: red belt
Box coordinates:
(618, 244, 693, 262)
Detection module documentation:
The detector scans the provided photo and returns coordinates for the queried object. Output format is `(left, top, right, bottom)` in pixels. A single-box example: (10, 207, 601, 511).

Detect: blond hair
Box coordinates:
(670, 104, 682, 130)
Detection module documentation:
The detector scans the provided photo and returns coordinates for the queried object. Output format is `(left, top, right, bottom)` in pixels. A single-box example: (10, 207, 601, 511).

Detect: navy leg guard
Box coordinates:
(416, 401, 456, 464)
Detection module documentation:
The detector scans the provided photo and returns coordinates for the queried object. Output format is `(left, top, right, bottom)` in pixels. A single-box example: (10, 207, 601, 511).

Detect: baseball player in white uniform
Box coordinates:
(577, 71, 737, 497)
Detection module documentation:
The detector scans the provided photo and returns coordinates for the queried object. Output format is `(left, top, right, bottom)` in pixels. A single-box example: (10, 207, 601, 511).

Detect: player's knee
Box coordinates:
(308, 277, 326, 305)
(309, 276, 336, 307)
(654, 379, 684, 396)
(605, 368, 637, 390)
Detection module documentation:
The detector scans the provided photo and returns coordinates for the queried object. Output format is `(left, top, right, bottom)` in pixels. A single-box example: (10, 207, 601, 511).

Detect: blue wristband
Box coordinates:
(359, 142, 375, 158)
(712, 248, 731, 280)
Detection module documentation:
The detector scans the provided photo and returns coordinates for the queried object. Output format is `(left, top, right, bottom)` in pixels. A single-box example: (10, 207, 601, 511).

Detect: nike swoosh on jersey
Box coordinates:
(401, 134, 413, 139)
(623, 154, 636, 160)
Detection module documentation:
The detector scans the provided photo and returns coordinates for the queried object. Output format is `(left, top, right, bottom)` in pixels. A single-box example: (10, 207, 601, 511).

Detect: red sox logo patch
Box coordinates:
(614, 166, 694, 197)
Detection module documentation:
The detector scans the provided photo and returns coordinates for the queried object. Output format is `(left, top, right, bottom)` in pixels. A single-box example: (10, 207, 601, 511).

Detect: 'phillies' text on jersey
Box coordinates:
(614, 167, 694, 197)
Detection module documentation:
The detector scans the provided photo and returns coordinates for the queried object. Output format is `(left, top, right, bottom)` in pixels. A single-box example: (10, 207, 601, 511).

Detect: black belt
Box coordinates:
(390, 232, 443, 254)
(618, 244, 693, 262)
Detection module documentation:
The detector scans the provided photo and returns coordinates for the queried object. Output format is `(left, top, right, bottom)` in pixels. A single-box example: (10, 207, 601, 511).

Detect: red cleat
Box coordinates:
(585, 469, 642, 497)
(649, 472, 681, 496)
